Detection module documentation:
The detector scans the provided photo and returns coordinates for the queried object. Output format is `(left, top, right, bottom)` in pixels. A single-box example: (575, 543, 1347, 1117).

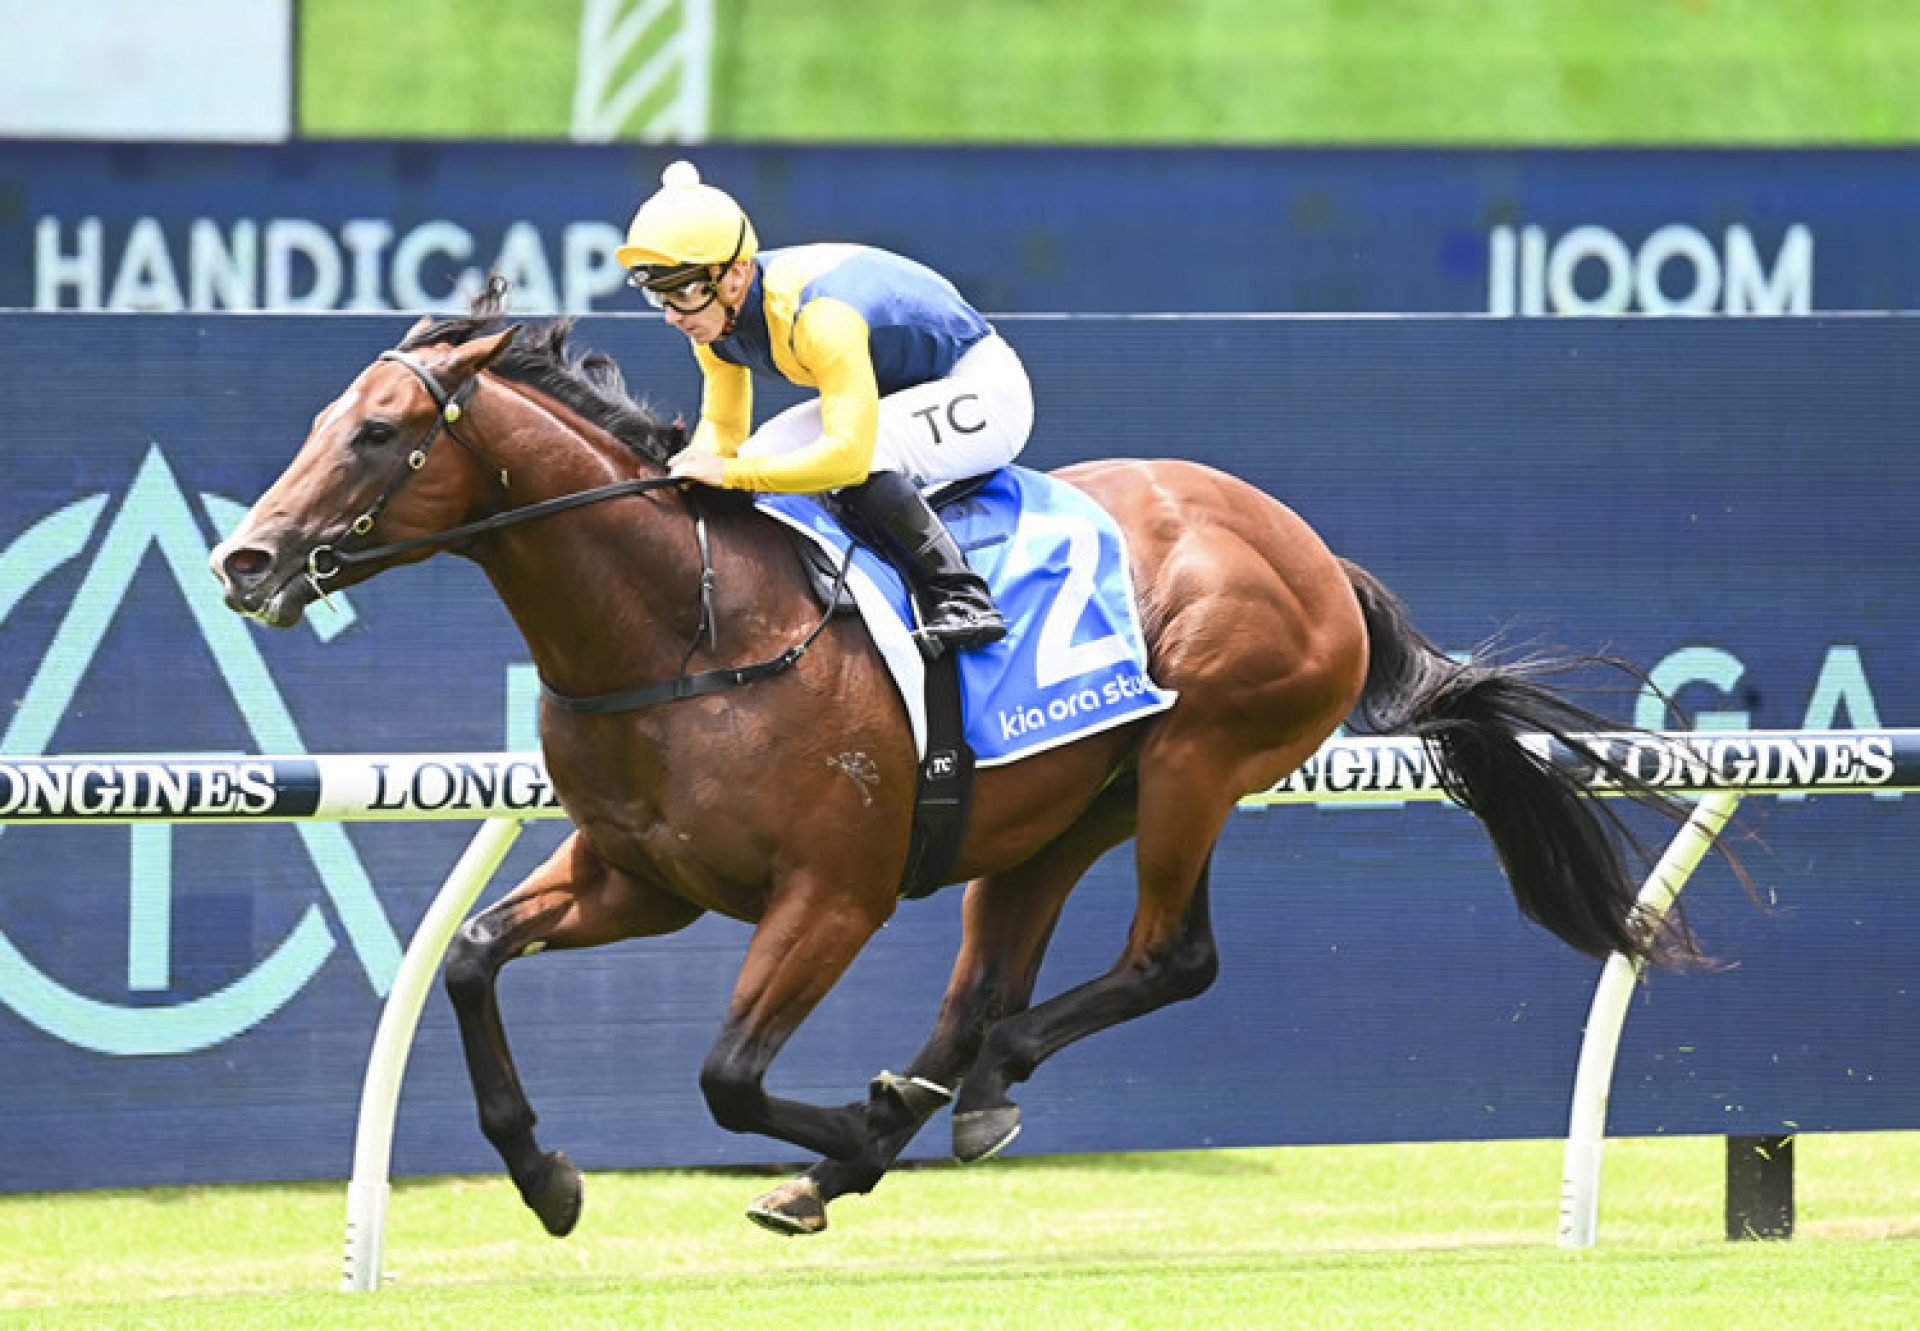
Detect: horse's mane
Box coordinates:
(401, 283, 687, 467)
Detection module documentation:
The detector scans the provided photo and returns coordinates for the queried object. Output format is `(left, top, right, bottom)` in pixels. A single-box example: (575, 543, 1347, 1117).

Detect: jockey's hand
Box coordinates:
(668, 449, 728, 488)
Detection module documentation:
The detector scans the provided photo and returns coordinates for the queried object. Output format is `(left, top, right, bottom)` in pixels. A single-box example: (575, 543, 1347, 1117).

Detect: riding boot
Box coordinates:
(839, 471, 1007, 654)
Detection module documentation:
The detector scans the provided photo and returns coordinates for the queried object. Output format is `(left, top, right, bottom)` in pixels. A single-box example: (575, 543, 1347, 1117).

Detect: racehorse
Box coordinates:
(210, 297, 1698, 1238)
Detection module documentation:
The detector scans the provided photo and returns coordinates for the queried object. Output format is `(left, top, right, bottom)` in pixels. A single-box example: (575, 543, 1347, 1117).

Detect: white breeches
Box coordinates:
(739, 333, 1034, 487)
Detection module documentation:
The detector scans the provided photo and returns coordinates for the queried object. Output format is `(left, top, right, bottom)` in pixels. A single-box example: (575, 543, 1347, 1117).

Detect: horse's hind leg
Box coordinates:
(953, 854, 1220, 1161)
(949, 750, 1246, 1162)
(751, 787, 1137, 1234)
(443, 831, 701, 1236)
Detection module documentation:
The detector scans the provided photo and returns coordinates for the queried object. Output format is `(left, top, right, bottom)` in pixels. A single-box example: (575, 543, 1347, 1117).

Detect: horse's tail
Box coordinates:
(1339, 558, 1701, 967)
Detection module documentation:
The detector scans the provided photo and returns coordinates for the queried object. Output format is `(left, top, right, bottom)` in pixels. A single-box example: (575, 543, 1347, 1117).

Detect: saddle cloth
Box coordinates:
(755, 466, 1176, 766)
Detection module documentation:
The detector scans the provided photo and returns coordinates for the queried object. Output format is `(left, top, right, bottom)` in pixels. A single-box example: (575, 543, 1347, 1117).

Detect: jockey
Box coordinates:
(616, 160, 1032, 653)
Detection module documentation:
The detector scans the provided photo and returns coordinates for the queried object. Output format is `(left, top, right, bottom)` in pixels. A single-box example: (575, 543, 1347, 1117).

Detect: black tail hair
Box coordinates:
(1341, 558, 1708, 966)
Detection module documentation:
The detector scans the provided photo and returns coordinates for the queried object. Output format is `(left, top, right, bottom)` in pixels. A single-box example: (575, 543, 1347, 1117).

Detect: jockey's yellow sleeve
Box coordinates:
(719, 297, 877, 492)
(687, 243, 992, 494)
(688, 344, 750, 457)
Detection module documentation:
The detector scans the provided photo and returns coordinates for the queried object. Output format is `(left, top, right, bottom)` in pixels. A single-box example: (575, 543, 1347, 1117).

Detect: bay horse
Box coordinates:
(210, 302, 1694, 1238)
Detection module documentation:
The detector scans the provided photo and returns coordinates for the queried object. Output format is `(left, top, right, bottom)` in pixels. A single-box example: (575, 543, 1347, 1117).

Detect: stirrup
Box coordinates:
(911, 628, 950, 662)
(917, 609, 1006, 657)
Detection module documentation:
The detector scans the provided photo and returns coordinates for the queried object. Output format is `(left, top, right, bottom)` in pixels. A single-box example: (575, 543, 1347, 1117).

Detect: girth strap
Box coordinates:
(897, 647, 977, 899)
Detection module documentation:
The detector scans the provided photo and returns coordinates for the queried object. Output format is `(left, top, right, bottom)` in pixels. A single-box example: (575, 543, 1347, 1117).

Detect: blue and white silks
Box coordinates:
(755, 467, 1176, 766)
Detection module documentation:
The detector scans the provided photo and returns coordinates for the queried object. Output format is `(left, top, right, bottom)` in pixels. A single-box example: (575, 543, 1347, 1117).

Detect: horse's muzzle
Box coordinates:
(208, 537, 310, 627)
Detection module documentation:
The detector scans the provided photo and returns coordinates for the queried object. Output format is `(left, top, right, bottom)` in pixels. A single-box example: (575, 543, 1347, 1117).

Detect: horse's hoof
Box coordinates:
(953, 1105, 1022, 1163)
(523, 1150, 584, 1237)
(746, 1177, 827, 1236)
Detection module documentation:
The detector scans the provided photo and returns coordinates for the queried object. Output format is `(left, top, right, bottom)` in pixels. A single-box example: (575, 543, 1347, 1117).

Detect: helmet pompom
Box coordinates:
(617, 161, 757, 272)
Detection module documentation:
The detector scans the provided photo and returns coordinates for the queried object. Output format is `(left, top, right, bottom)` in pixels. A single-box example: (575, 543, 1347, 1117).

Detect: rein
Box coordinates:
(308, 347, 853, 715)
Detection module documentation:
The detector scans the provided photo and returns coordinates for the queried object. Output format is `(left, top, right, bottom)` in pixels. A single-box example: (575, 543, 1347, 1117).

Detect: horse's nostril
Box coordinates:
(222, 546, 273, 589)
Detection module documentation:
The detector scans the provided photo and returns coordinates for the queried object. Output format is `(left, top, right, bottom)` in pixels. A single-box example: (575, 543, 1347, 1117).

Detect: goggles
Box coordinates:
(628, 266, 721, 314)
(625, 218, 749, 316)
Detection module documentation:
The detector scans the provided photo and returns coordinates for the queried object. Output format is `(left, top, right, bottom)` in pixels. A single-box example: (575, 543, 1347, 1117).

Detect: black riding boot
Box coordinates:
(840, 471, 1006, 654)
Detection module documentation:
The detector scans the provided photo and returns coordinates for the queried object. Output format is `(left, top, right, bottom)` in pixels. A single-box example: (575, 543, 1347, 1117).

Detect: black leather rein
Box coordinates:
(308, 348, 852, 714)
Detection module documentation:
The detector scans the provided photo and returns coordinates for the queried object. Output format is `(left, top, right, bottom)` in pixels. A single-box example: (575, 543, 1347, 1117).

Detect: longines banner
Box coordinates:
(3, 142, 1918, 316)
(1, 312, 1915, 1192)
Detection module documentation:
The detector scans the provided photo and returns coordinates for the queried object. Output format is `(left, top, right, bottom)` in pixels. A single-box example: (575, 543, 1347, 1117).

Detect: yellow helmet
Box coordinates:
(615, 161, 758, 277)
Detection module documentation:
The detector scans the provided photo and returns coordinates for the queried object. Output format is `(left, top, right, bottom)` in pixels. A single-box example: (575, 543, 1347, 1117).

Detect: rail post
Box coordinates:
(1557, 791, 1742, 1249)
(342, 816, 526, 1292)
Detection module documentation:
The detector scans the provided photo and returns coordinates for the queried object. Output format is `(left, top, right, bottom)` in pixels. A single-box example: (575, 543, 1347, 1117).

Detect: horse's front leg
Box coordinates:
(443, 831, 701, 1236)
(753, 786, 1138, 1235)
(696, 873, 897, 1220)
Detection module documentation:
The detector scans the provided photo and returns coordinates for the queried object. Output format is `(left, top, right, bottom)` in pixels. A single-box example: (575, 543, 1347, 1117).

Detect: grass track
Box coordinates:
(4, 1134, 1915, 1327)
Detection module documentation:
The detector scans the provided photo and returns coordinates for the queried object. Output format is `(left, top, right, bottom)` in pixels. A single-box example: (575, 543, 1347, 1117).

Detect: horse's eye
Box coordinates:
(356, 420, 397, 447)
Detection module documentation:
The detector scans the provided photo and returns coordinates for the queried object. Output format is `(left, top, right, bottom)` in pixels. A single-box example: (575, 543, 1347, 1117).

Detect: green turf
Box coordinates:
(3, 1134, 1915, 1327)
(298, 0, 1920, 143)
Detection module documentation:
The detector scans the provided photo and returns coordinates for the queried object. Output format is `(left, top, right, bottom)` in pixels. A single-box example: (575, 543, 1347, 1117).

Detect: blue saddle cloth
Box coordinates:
(756, 466, 1176, 766)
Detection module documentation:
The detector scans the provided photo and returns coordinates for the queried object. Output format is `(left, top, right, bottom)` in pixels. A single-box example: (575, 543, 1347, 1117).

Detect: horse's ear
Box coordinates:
(448, 323, 522, 378)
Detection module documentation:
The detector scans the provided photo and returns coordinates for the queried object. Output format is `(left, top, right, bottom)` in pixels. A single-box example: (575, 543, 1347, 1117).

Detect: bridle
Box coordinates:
(304, 348, 690, 589)
(298, 345, 851, 713)
(303, 349, 497, 587)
